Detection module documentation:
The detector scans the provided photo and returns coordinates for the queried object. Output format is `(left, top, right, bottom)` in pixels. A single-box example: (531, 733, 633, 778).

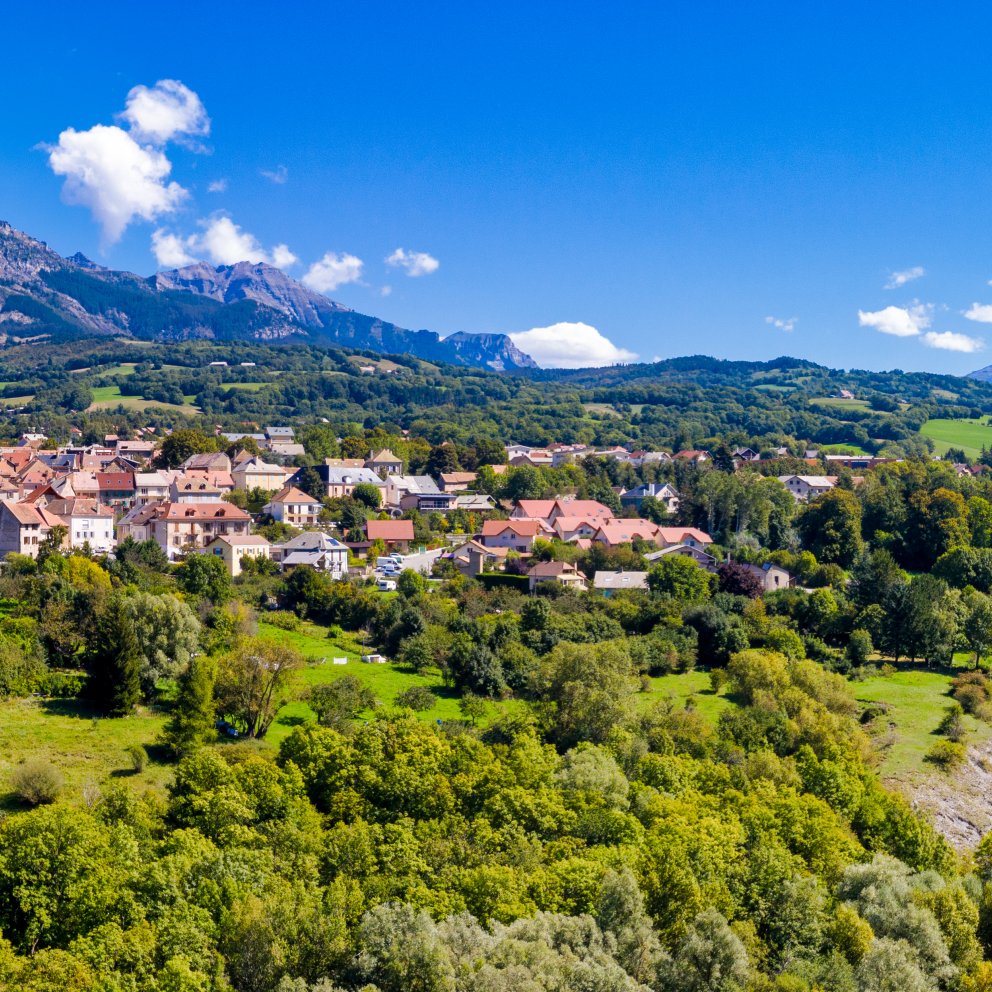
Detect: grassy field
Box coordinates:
(222, 382, 271, 392)
(920, 417, 992, 459)
(0, 394, 33, 407)
(87, 384, 199, 413)
(819, 443, 872, 455)
(256, 620, 496, 745)
(582, 402, 621, 417)
(0, 697, 171, 812)
(810, 396, 870, 410)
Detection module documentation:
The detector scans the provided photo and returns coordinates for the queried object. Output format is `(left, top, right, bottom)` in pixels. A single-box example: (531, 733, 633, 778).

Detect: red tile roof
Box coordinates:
(366, 519, 415, 541)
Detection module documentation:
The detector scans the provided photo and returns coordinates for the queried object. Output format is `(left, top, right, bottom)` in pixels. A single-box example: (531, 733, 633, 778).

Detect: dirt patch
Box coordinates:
(909, 739, 992, 850)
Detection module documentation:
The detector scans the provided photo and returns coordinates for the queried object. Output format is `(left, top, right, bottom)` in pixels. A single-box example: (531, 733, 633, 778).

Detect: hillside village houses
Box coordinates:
(0, 426, 891, 589)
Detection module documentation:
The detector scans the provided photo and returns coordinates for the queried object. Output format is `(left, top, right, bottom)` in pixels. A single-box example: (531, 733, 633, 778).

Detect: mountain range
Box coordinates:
(0, 221, 536, 370)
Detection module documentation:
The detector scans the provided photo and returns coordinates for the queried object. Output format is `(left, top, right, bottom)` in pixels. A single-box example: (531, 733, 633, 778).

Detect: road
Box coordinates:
(397, 547, 445, 575)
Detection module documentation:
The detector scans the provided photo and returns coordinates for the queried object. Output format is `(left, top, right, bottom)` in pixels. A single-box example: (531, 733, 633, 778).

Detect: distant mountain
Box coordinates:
(969, 364, 992, 382)
(0, 221, 536, 370)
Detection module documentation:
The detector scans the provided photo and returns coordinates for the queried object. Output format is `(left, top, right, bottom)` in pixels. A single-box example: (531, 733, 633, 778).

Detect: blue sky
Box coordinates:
(6, 3, 992, 372)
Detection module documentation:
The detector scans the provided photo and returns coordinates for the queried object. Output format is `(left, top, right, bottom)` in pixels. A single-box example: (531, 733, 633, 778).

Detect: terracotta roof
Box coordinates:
(46, 497, 114, 518)
(96, 472, 135, 491)
(528, 560, 581, 577)
(481, 519, 547, 537)
(595, 521, 662, 544)
(657, 526, 713, 545)
(366, 519, 415, 540)
(161, 502, 251, 521)
(269, 486, 321, 505)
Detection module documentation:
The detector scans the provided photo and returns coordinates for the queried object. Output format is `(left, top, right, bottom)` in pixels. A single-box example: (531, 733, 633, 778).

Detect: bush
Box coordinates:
(952, 670, 992, 721)
(126, 744, 147, 773)
(36, 669, 86, 698)
(925, 739, 966, 770)
(937, 703, 967, 743)
(264, 610, 302, 631)
(11, 759, 65, 805)
(394, 685, 437, 712)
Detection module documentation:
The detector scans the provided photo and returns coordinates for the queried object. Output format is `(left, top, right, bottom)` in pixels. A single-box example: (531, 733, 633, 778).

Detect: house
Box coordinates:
(674, 450, 711, 464)
(268, 441, 306, 458)
(454, 493, 497, 513)
(527, 560, 586, 594)
(265, 426, 295, 444)
(644, 544, 719, 568)
(203, 534, 271, 577)
(304, 465, 385, 499)
(439, 471, 478, 493)
(44, 497, 116, 553)
(480, 518, 549, 553)
(0, 501, 57, 557)
(115, 502, 163, 544)
(656, 526, 713, 550)
(365, 518, 415, 552)
(264, 486, 322, 527)
(733, 447, 760, 462)
(511, 499, 613, 524)
(271, 531, 349, 577)
(777, 475, 835, 502)
(509, 450, 554, 467)
(446, 540, 509, 577)
(170, 475, 225, 503)
(386, 475, 457, 513)
(551, 516, 603, 542)
(183, 451, 233, 473)
(593, 520, 662, 547)
(116, 439, 156, 462)
(628, 451, 672, 467)
(619, 483, 679, 513)
(593, 570, 649, 595)
(96, 472, 135, 508)
(146, 501, 252, 560)
(134, 471, 170, 505)
(366, 448, 403, 477)
(232, 457, 289, 492)
(737, 561, 791, 591)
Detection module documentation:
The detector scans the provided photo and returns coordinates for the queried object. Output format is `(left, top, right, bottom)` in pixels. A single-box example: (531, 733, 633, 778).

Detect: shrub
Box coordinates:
(937, 703, 967, 743)
(952, 671, 992, 721)
(394, 685, 437, 712)
(925, 739, 966, 770)
(264, 610, 302, 631)
(11, 759, 65, 805)
(126, 744, 147, 773)
(846, 628, 873, 667)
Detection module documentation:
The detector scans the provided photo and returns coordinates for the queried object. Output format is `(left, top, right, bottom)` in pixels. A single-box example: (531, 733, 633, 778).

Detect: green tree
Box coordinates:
(215, 637, 303, 738)
(351, 482, 382, 509)
(310, 675, 377, 731)
(127, 592, 202, 698)
(85, 594, 142, 716)
(295, 464, 325, 501)
(176, 553, 231, 604)
(162, 654, 217, 756)
(157, 428, 216, 468)
(796, 489, 864, 567)
(648, 554, 713, 603)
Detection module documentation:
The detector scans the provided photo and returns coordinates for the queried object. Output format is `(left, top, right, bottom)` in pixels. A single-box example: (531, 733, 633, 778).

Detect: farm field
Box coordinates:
(920, 417, 992, 458)
(809, 396, 870, 410)
(222, 381, 271, 392)
(819, 442, 871, 455)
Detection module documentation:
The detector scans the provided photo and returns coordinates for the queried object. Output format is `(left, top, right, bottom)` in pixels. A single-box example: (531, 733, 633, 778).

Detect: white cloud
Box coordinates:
(270, 244, 299, 269)
(765, 315, 796, 332)
(380, 285, 393, 297)
(48, 124, 187, 243)
(151, 216, 298, 270)
(386, 247, 440, 277)
(922, 331, 984, 353)
(508, 321, 638, 369)
(964, 303, 992, 324)
(151, 228, 197, 268)
(261, 165, 288, 185)
(207, 178, 228, 193)
(302, 252, 364, 293)
(885, 266, 925, 290)
(120, 79, 209, 145)
(857, 303, 932, 338)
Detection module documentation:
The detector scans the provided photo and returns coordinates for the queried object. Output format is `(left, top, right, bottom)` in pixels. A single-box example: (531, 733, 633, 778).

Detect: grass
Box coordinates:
(920, 417, 992, 459)
(256, 620, 498, 746)
(87, 384, 199, 413)
(0, 696, 171, 811)
(819, 443, 872, 455)
(810, 396, 870, 411)
(223, 382, 271, 392)
(0, 394, 33, 407)
(637, 667, 730, 722)
(582, 402, 621, 417)
(854, 665, 992, 782)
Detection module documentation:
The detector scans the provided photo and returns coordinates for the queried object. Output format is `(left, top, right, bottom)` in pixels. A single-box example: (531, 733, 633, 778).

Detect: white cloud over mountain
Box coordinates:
(858, 304, 932, 338)
(386, 248, 440, 277)
(303, 252, 364, 292)
(120, 79, 210, 145)
(508, 322, 638, 368)
(47, 79, 211, 243)
(151, 216, 298, 270)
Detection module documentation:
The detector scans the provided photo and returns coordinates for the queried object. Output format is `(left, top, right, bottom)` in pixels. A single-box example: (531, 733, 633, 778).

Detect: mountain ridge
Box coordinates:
(0, 221, 536, 370)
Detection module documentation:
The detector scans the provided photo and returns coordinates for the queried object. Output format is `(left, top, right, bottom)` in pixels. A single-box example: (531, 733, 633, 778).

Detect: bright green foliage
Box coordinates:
(175, 553, 231, 604)
(85, 594, 142, 716)
(162, 654, 217, 756)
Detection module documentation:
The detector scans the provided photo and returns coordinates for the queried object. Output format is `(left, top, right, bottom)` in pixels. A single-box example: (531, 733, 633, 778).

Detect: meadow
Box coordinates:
(920, 417, 992, 459)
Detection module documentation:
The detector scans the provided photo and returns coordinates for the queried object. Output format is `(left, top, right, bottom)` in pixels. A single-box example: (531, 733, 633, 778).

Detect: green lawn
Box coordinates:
(854, 666, 991, 782)
(582, 402, 621, 417)
(256, 620, 494, 745)
(0, 394, 33, 407)
(223, 382, 271, 392)
(819, 443, 872, 455)
(920, 417, 992, 459)
(637, 668, 730, 722)
(0, 696, 172, 811)
(810, 396, 870, 411)
(87, 384, 199, 413)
